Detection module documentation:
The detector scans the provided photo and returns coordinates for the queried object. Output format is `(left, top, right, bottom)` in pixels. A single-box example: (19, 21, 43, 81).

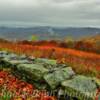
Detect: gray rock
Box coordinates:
(44, 67, 75, 89)
(1, 50, 100, 100)
(15, 64, 49, 81)
(19, 55, 28, 60)
(62, 75, 97, 100)
(34, 58, 57, 65)
(0, 51, 9, 58)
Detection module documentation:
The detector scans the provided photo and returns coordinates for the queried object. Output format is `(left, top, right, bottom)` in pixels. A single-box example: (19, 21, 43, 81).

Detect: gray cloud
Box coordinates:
(0, 0, 100, 27)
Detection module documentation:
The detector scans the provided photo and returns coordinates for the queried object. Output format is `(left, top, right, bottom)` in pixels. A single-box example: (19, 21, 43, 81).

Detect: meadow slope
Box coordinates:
(0, 42, 100, 77)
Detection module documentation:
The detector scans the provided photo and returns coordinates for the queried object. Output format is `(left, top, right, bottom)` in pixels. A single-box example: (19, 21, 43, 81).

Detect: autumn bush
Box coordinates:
(17, 39, 100, 54)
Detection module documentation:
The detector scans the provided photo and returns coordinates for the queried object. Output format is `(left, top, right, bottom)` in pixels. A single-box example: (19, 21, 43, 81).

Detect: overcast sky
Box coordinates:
(0, 0, 100, 27)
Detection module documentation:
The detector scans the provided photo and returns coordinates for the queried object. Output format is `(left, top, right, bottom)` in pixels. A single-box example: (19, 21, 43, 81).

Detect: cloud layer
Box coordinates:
(0, 0, 100, 27)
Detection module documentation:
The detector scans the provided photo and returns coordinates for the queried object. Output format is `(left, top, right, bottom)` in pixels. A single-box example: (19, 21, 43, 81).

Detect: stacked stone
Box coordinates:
(0, 51, 100, 100)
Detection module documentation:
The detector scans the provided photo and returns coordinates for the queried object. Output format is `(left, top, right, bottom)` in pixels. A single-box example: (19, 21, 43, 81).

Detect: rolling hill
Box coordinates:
(0, 26, 100, 40)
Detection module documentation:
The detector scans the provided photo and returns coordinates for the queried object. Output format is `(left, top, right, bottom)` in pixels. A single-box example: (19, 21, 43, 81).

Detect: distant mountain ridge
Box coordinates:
(0, 26, 100, 40)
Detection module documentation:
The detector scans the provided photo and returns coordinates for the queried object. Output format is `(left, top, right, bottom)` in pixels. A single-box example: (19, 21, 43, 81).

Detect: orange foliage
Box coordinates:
(0, 71, 56, 100)
(0, 42, 100, 77)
